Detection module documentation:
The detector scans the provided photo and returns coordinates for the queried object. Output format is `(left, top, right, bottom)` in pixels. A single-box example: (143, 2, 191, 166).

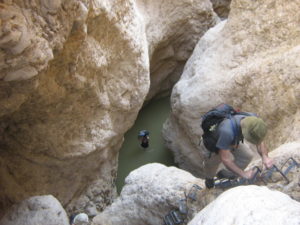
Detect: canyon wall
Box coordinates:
(91, 143, 300, 225)
(0, 0, 219, 216)
(163, 0, 300, 176)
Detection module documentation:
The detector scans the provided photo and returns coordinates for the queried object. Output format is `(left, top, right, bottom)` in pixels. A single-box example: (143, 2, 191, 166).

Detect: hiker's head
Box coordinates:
(241, 116, 267, 145)
(72, 213, 89, 225)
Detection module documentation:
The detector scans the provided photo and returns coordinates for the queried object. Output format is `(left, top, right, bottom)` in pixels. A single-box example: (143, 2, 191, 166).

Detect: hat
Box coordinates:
(241, 116, 267, 145)
(73, 213, 89, 225)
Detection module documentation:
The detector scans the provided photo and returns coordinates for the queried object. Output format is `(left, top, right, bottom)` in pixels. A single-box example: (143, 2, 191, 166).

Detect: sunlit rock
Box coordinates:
(0, 0, 219, 216)
(0, 0, 149, 216)
(0, 195, 69, 225)
(163, 0, 300, 177)
(91, 142, 300, 224)
(248, 141, 300, 202)
(93, 142, 300, 225)
(188, 186, 300, 225)
(141, 0, 219, 100)
(92, 163, 204, 225)
(184, 142, 300, 221)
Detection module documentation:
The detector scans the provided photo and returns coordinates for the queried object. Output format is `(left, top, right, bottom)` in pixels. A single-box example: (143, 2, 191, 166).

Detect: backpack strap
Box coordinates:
(229, 115, 240, 147)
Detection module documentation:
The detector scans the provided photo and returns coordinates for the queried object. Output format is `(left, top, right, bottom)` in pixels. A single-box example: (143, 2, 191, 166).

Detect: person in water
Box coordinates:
(138, 130, 150, 149)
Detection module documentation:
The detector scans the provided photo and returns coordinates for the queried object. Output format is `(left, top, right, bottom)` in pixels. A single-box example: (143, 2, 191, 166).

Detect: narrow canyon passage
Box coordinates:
(116, 97, 176, 193)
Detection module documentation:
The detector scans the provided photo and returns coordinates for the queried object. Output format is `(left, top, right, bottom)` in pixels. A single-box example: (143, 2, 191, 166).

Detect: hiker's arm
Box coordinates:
(256, 142, 273, 169)
(219, 149, 254, 179)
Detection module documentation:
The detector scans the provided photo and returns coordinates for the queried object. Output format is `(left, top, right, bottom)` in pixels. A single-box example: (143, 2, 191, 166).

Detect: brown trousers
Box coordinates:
(201, 142, 254, 179)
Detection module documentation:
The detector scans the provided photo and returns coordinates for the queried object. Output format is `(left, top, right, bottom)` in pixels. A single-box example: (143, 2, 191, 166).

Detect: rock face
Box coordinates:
(0, 195, 69, 225)
(0, 0, 149, 216)
(188, 185, 300, 225)
(0, 0, 218, 217)
(249, 142, 300, 202)
(141, 0, 218, 100)
(92, 163, 204, 225)
(91, 142, 300, 225)
(163, 0, 300, 177)
(184, 142, 300, 221)
(210, 0, 231, 19)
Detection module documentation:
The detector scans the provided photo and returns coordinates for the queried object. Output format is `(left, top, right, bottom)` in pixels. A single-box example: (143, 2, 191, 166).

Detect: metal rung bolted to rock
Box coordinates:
(164, 214, 173, 225)
(163, 184, 203, 225)
(163, 210, 184, 225)
(261, 165, 289, 184)
(170, 210, 184, 224)
(248, 166, 262, 184)
(281, 157, 300, 176)
(178, 199, 188, 215)
(187, 184, 202, 201)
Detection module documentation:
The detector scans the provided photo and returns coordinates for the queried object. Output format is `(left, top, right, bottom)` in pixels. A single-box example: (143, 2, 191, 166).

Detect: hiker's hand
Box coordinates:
(242, 169, 255, 180)
(263, 156, 274, 169)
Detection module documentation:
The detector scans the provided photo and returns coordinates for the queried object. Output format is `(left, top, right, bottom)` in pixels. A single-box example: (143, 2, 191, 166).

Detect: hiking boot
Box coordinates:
(216, 169, 237, 180)
(205, 178, 215, 189)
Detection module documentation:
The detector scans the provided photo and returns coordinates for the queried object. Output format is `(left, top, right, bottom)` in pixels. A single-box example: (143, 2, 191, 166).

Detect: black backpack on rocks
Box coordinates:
(201, 104, 247, 153)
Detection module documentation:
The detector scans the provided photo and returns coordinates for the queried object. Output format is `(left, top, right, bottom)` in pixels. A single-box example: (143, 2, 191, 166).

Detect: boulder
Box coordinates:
(184, 142, 300, 220)
(0, 0, 149, 216)
(0, 195, 69, 225)
(0, 0, 219, 216)
(163, 0, 300, 176)
(248, 142, 300, 202)
(92, 163, 204, 225)
(141, 0, 219, 100)
(188, 185, 300, 225)
(92, 142, 300, 225)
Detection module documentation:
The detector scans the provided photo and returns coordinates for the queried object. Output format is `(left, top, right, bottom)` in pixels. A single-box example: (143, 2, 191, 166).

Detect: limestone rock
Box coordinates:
(181, 141, 300, 223)
(163, 0, 300, 176)
(248, 142, 300, 202)
(0, 195, 69, 225)
(0, 0, 220, 217)
(210, 0, 231, 19)
(91, 143, 300, 225)
(141, 0, 219, 100)
(0, 1, 61, 81)
(0, 0, 149, 216)
(92, 163, 204, 225)
(188, 185, 300, 225)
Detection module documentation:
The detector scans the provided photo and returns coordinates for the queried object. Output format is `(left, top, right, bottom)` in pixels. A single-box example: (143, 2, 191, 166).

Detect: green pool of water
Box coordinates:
(116, 97, 176, 193)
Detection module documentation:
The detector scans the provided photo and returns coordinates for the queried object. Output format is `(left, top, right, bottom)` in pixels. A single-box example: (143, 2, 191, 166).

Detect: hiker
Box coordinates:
(138, 130, 150, 149)
(201, 104, 274, 188)
(70, 213, 89, 225)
